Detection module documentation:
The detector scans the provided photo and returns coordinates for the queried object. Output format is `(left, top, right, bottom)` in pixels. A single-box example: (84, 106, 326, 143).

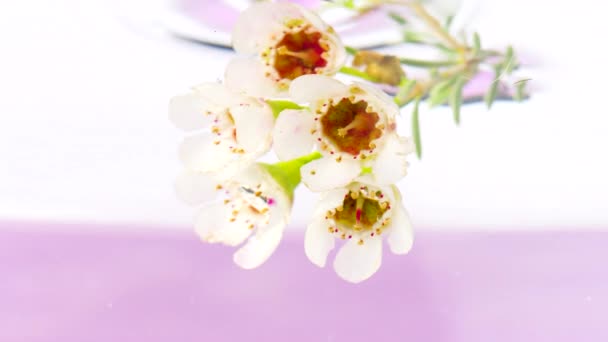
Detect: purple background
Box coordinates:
(2, 221, 607, 341)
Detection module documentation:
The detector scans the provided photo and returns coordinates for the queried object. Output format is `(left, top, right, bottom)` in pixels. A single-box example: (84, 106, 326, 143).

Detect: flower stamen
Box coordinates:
(332, 188, 390, 236)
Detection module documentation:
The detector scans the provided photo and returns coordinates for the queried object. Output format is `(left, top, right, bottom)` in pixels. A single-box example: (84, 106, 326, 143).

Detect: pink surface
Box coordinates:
(1, 221, 607, 341)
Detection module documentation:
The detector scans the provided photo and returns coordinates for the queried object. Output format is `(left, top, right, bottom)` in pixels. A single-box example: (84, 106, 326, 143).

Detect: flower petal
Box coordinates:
(174, 170, 218, 205)
(191, 83, 239, 108)
(387, 204, 414, 255)
(232, 2, 299, 54)
(296, 4, 328, 32)
(225, 58, 280, 97)
(353, 82, 400, 115)
(272, 109, 316, 160)
(231, 101, 274, 154)
(179, 133, 233, 172)
(301, 157, 360, 192)
(233, 224, 284, 269)
(289, 75, 348, 103)
(305, 217, 335, 268)
(372, 135, 413, 185)
(333, 237, 382, 283)
(313, 187, 349, 218)
(168, 93, 213, 131)
(325, 38, 347, 74)
(195, 203, 252, 246)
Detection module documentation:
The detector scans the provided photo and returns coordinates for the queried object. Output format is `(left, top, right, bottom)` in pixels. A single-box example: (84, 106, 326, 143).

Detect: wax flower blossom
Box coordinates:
(169, 83, 274, 175)
(175, 164, 292, 269)
(305, 179, 413, 283)
(273, 75, 414, 191)
(226, 2, 346, 97)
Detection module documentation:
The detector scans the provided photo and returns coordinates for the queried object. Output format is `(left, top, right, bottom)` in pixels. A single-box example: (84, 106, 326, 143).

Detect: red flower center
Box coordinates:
(273, 29, 328, 80)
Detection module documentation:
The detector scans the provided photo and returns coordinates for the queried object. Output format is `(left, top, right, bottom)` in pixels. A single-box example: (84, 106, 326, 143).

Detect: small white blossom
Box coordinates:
(273, 75, 414, 191)
(226, 2, 346, 97)
(305, 180, 413, 283)
(175, 164, 291, 269)
(169, 83, 274, 175)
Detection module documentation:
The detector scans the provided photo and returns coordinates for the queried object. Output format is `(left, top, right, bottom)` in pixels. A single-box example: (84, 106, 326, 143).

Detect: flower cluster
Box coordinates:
(170, 2, 414, 283)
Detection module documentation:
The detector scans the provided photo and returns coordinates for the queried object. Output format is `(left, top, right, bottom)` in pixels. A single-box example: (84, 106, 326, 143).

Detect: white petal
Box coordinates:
(353, 82, 400, 115)
(174, 170, 218, 205)
(312, 188, 349, 218)
(233, 224, 284, 269)
(387, 204, 414, 255)
(230, 165, 292, 228)
(272, 109, 316, 160)
(168, 93, 213, 131)
(230, 101, 274, 154)
(304, 217, 335, 267)
(295, 4, 329, 32)
(301, 157, 360, 192)
(194, 204, 252, 246)
(333, 237, 382, 283)
(179, 134, 233, 172)
(232, 2, 299, 54)
(191, 83, 239, 108)
(289, 75, 348, 103)
(324, 37, 347, 75)
(372, 135, 412, 185)
(225, 58, 281, 97)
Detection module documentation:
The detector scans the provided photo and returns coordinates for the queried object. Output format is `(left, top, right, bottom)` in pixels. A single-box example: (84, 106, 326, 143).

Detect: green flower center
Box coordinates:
(321, 98, 382, 155)
(274, 29, 328, 80)
(332, 189, 389, 232)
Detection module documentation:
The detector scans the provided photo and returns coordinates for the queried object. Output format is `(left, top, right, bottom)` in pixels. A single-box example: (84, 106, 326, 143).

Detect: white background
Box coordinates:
(1, 0, 607, 230)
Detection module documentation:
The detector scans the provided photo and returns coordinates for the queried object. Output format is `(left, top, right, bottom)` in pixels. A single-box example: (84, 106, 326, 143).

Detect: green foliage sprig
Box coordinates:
(331, 0, 531, 158)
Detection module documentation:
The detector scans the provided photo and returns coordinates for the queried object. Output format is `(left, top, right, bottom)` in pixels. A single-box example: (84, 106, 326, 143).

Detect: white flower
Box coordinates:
(169, 83, 274, 175)
(304, 180, 413, 283)
(175, 164, 291, 269)
(226, 2, 346, 97)
(273, 75, 414, 192)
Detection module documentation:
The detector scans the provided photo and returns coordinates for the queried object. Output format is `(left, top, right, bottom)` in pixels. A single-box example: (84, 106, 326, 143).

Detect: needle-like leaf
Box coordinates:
(412, 97, 422, 159)
(485, 65, 502, 109)
(450, 76, 465, 124)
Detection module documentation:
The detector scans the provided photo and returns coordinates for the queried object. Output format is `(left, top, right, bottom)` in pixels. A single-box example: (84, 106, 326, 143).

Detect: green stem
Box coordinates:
(346, 45, 458, 69)
(339, 66, 378, 82)
(407, 1, 464, 52)
(259, 152, 322, 200)
(399, 57, 459, 68)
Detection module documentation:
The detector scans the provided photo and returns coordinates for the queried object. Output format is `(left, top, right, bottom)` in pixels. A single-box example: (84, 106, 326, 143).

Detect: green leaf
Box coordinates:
(266, 99, 305, 119)
(412, 97, 422, 159)
(504, 45, 515, 74)
(450, 76, 465, 124)
(484, 66, 502, 109)
(345, 46, 358, 56)
(403, 31, 426, 44)
(388, 11, 407, 25)
(514, 79, 529, 102)
(444, 15, 454, 29)
(428, 77, 457, 107)
(472, 32, 481, 56)
(394, 78, 417, 107)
